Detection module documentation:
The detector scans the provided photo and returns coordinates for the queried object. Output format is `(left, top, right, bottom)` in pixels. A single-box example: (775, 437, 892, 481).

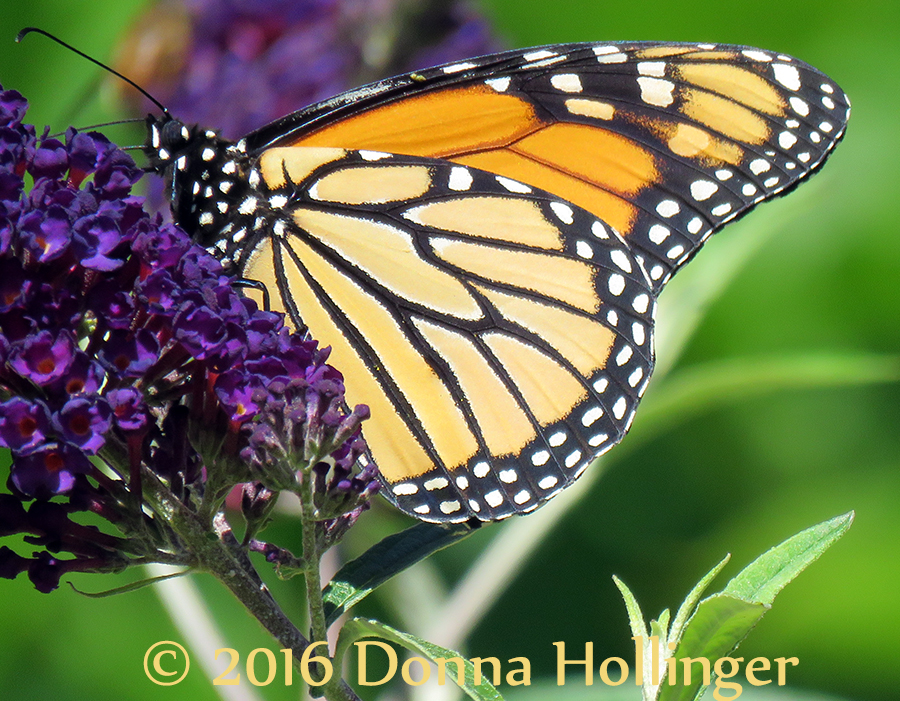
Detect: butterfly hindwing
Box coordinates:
(237, 148, 654, 521)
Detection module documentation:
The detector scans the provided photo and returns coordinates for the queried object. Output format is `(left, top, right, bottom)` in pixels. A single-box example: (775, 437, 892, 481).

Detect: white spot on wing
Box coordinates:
(779, 132, 798, 149)
(649, 224, 670, 244)
(496, 176, 531, 193)
(690, 180, 718, 201)
(742, 50, 771, 61)
(359, 150, 390, 161)
(656, 199, 680, 218)
(392, 483, 418, 495)
(576, 240, 593, 259)
(637, 77, 675, 106)
(610, 249, 632, 272)
(485, 490, 503, 507)
(789, 97, 810, 116)
(531, 450, 550, 466)
(632, 322, 646, 345)
(750, 159, 771, 175)
(440, 500, 461, 514)
(582, 407, 604, 426)
(773, 63, 801, 91)
(443, 62, 477, 74)
(524, 49, 556, 61)
(424, 477, 449, 491)
(711, 202, 733, 216)
(608, 274, 626, 296)
(637, 61, 666, 77)
(449, 167, 473, 191)
(550, 74, 583, 93)
(632, 294, 649, 313)
(486, 77, 510, 92)
(629, 367, 644, 386)
(550, 201, 574, 224)
(596, 51, 627, 63)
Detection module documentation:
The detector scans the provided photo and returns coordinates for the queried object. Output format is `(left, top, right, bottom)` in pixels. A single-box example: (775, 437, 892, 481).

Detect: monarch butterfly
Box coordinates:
(144, 41, 849, 523)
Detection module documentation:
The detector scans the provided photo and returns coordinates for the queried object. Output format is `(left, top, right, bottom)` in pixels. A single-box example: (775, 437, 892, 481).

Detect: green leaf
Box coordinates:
(658, 513, 853, 701)
(613, 576, 649, 641)
(613, 576, 652, 699)
(724, 512, 854, 605)
(669, 555, 730, 647)
(335, 617, 505, 701)
(323, 521, 475, 626)
(658, 595, 768, 701)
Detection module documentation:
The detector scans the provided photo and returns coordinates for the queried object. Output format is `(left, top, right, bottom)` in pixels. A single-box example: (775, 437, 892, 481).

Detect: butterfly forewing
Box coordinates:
(238, 149, 654, 521)
(266, 42, 849, 291)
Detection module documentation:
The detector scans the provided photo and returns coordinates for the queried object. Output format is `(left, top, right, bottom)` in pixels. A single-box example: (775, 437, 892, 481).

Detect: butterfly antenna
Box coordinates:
(49, 118, 148, 139)
(16, 27, 169, 115)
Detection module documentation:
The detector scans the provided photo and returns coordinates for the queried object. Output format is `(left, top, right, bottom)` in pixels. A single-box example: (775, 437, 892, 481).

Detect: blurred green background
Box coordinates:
(0, 0, 897, 700)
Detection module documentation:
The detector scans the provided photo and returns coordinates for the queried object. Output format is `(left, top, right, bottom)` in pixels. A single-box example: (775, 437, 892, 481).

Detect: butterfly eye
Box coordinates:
(161, 119, 191, 152)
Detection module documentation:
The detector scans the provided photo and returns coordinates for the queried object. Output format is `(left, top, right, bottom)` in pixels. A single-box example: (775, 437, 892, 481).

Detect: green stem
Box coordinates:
(298, 464, 336, 696)
(141, 469, 312, 660)
(139, 465, 361, 700)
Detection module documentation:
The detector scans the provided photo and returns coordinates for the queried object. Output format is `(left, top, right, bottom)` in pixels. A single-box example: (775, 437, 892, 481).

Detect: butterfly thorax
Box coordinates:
(144, 114, 266, 271)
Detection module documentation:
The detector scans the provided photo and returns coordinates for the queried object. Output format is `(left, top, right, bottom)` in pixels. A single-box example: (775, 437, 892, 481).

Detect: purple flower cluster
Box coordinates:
(0, 87, 147, 499)
(0, 86, 374, 591)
